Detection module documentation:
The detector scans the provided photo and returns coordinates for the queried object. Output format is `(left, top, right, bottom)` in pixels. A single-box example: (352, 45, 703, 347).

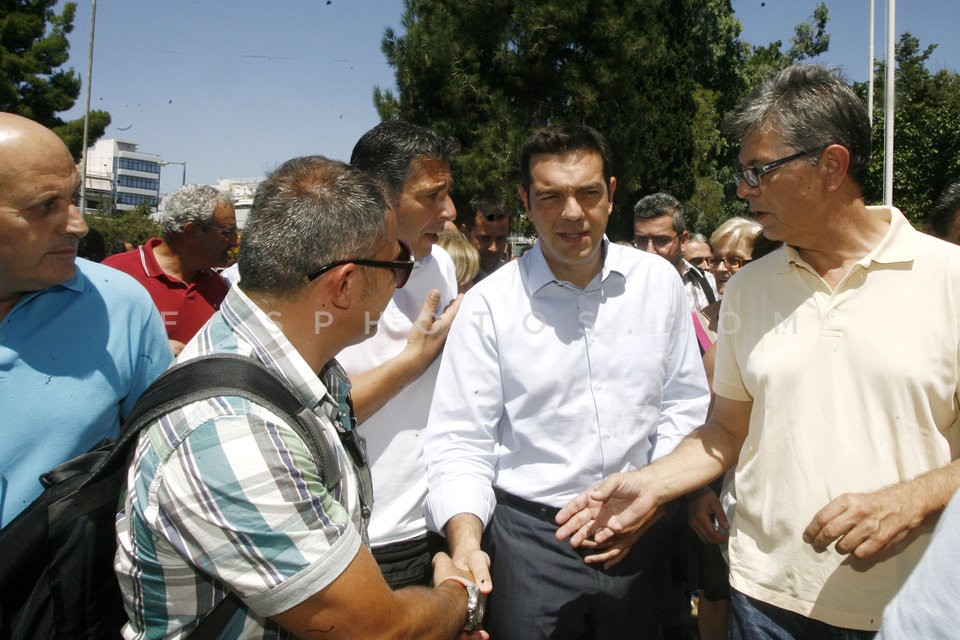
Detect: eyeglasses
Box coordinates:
(304, 239, 414, 289)
(690, 257, 712, 270)
(708, 256, 750, 270)
(733, 149, 817, 189)
(633, 235, 678, 250)
(204, 224, 239, 237)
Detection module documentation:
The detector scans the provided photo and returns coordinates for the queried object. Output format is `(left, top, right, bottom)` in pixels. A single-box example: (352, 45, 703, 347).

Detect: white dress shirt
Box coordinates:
(424, 239, 710, 532)
(337, 245, 458, 547)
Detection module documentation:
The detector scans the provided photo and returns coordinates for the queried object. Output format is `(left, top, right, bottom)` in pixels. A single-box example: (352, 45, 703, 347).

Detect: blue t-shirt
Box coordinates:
(0, 258, 172, 526)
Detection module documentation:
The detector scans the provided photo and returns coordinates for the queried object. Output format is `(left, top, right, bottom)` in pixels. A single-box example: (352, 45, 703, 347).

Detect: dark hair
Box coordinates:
(238, 156, 390, 297)
(461, 195, 509, 231)
(751, 231, 783, 260)
(724, 64, 872, 188)
(77, 226, 107, 262)
(928, 181, 960, 239)
(519, 124, 614, 195)
(350, 121, 459, 204)
(633, 192, 687, 234)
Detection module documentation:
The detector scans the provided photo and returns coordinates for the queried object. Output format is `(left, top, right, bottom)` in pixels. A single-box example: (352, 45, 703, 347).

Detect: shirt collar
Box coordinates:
(523, 236, 623, 294)
(415, 246, 437, 269)
(220, 285, 340, 414)
(780, 205, 917, 273)
(2, 259, 88, 325)
(58, 258, 89, 293)
(137, 237, 166, 278)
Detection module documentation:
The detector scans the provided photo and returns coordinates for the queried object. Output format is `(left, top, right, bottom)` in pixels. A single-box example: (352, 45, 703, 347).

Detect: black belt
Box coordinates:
(494, 488, 561, 523)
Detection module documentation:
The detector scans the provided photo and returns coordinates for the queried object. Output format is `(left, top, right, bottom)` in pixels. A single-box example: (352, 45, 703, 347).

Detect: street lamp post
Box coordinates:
(161, 160, 187, 186)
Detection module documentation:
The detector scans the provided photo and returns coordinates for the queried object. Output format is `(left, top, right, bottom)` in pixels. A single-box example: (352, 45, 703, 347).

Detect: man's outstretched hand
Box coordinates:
(555, 472, 663, 549)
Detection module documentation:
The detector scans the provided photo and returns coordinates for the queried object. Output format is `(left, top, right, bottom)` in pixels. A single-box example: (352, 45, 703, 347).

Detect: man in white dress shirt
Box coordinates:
(424, 124, 710, 639)
(337, 121, 463, 588)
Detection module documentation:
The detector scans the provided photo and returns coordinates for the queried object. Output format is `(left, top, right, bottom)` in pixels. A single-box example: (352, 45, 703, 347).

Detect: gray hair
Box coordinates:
(723, 64, 872, 188)
(350, 121, 459, 204)
(160, 184, 233, 236)
(237, 156, 390, 297)
(633, 192, 687, 234)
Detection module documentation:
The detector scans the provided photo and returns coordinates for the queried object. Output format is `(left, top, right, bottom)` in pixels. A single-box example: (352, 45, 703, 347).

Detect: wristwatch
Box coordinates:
(440, 575, 487, 632)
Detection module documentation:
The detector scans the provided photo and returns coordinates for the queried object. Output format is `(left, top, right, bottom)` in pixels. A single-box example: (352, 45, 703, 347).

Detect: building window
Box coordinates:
(116, 158, 160, 173)
(115, 192, 159, 207)
(117, 175, 160, 191)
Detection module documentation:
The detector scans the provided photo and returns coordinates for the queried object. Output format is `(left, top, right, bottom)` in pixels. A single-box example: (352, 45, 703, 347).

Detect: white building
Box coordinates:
(214, 178, 261, 229)
(81, 138, 162, 213)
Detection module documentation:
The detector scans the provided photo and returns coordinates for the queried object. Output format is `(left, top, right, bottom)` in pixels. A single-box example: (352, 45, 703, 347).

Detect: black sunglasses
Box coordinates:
(304, 239, 414, 289)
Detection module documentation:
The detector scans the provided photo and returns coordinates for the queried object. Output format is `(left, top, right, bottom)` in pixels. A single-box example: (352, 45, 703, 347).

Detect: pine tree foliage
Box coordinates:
(375, 1, 959, 237)
(377, 0, 719, 238)
(0, 1, 110, 158)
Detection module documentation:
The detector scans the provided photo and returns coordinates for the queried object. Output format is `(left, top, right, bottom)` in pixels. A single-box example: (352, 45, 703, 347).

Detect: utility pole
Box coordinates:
(79, 0, 97, 214)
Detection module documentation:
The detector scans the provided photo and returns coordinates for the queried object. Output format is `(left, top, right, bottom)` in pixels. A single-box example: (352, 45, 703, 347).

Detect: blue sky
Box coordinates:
(58, 1, 959, 196)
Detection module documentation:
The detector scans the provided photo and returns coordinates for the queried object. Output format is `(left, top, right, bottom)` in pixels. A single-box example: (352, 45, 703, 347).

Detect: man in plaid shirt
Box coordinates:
(115, 156, 487, 640)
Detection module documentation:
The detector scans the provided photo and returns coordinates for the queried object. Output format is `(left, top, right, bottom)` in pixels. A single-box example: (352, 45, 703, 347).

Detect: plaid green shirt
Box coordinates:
(115, 285, 368, 639)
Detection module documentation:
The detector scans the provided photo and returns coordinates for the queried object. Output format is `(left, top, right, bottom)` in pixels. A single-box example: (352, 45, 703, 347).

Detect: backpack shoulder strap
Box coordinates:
(87, 353, 339, 490)
(687, 265, 717, 305)
(97, 354, 345, 639)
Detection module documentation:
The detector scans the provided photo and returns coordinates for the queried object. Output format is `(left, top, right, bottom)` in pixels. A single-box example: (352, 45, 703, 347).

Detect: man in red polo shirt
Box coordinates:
(103, 185, 237, 354)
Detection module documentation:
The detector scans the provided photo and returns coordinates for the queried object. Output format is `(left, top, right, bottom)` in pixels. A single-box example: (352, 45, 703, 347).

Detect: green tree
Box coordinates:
(376, 0, 834, 240)
(860, 33, 960, 225)
(377, 0, 708, 240)
(86, 202, 160, 251)
(687, 2, 831, 235)
(0, 1, 110, 159)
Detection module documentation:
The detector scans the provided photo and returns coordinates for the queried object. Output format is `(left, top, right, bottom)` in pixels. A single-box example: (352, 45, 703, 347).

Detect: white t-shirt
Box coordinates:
(337, 245, 458, 547)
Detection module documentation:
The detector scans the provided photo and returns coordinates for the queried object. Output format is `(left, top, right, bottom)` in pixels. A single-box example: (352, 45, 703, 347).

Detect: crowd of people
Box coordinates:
(3, 62, 960, 640)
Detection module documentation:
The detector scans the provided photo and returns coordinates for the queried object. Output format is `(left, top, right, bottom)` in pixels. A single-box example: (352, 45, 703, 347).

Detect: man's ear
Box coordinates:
(820, 144, 851, 192)
(182, 220, 201, 240)
(518, 186, 530, 213)
(679, 230, 690, 250)
(325, 264, 359, 311)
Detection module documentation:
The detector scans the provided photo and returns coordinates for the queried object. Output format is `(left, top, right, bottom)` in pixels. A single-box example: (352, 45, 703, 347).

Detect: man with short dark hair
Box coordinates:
(0, 113, 171, 527)
(927, 181, 960, 245)
(115, 155, 487, 640)
(460, 195, 510, 280)
(103, 184, 237, 354)
(425, 124, 709, 639)
(558, 64, 960, 640)
(337, 121, 463, 588)
(633, 192, 717, 310)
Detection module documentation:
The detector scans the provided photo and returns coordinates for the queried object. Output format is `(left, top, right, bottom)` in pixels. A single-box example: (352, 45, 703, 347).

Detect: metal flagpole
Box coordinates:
(868, 0, 875, 126)
(79, 0, 97, 214)
(883, 0, 895, 205)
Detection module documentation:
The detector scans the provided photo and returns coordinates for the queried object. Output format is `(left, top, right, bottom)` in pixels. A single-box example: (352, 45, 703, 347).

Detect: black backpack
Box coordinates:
(0, 354, 346, 640)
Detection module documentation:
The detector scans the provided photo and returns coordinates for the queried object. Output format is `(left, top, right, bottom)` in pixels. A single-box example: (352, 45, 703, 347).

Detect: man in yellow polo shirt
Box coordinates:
(556, 64, 960, 640)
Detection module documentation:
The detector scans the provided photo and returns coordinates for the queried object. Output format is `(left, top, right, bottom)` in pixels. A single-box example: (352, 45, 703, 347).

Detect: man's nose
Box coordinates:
(66, 202, 89, 238)
(440, 195, 456, 222)
(561, 196, 585, 221)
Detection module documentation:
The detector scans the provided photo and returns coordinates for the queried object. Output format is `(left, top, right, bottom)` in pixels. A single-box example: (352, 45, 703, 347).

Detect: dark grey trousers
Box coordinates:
(484, 492, 668, 640)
